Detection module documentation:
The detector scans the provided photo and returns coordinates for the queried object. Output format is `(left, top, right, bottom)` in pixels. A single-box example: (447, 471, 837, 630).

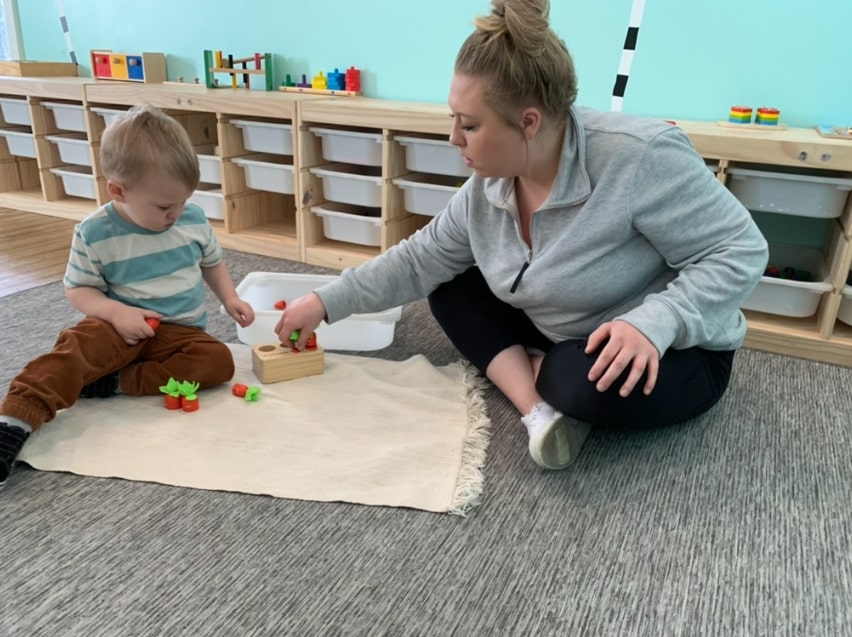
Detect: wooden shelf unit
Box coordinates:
(0, 76, 851, 366)
(678, 121, 852, 367)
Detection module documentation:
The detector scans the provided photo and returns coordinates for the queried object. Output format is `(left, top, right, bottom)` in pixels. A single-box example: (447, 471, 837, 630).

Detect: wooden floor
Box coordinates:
(0, 208, 77, 297)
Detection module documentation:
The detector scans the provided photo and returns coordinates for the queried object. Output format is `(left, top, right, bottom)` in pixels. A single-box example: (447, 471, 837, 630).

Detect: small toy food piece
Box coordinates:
(159, 377, 182, 409)
(232, 383, 248, 397)
(274, 300, 287, 310)
(764, 266, 781, 277)
(244, 386, 261, 401)
(145, 317, 160, 329)
(288, 330, 318, 349)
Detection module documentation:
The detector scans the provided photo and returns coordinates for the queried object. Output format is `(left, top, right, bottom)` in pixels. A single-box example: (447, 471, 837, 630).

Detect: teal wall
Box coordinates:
(16, 0, 852, 127)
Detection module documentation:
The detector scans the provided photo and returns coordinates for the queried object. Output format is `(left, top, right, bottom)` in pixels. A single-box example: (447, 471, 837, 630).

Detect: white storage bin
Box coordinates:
(310, 163, 382, 207)
(0, 127, 36, 158)
(312, 201, 382, 247)
(231, 119, 293, 156)
(195, 145, 222, 184)
(728, 167, 852, 218)
(232, 153, 295, 194)
(392, 173, 465, 216)
(0, 97, 31, 126)
(308, 127, 383, 167)
(42, 101, 87, 133)
(396, 135, 472, 177)
(224, 271, 402, 351)
(189, 185, 225, 220)
(742, 243, 833, 318)
(46, 132, 92, 166)
(49, 165, 96, 200)
(838, 285, 852, 327)
(91, 106, 127, 128)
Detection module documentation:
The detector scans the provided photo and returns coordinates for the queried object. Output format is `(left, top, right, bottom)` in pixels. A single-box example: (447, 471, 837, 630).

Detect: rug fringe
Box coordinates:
(448, 361, 491, 517)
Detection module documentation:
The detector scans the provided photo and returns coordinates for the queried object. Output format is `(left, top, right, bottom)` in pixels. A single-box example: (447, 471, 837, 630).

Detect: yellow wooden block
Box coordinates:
(251, 343, 324, 384)
(109, 55, 129, 80)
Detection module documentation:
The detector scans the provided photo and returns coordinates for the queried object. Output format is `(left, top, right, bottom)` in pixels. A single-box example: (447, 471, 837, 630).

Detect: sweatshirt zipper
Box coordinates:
(510, 250, 531, 294)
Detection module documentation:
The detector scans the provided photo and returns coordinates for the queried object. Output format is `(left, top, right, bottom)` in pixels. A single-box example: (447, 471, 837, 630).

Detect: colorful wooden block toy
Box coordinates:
(251, 342, 325, 384)
(91, 50, 167, 83)
(280, 66, 362, 96)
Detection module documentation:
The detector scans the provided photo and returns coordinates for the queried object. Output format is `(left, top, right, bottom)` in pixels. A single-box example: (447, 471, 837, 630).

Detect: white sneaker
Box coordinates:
(521, 402, 591, 470)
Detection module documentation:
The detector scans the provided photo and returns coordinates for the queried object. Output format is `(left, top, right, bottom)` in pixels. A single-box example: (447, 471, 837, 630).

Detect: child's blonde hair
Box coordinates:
(99, 103, 200, 190)
(455, 0, 578, 130)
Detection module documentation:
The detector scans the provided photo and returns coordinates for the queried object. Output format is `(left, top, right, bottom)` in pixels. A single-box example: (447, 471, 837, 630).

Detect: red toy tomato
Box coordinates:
(232, 383, 248, 398)
(145, 317, 161, 330)
(274, 300, 287, 310)
(163, 394, 181, 410)
(182, 397, 199, 412)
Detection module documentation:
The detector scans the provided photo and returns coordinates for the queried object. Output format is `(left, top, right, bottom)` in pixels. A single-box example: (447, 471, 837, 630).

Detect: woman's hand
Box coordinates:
(585, 320, 660, 397)
(274, 292, 327, 350)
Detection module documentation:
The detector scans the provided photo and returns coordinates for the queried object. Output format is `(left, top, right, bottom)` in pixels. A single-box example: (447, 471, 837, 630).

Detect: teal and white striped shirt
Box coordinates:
(64, 202, 223, 329)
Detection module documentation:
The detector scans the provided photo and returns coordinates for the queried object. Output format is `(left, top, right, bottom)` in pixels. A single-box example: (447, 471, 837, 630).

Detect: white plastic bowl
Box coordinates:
(224, 272, 402, 351)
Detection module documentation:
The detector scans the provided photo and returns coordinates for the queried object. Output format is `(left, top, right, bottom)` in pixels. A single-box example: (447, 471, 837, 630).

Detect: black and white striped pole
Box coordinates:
(611, 0, 646, 112)
(55, 0, 78, 64)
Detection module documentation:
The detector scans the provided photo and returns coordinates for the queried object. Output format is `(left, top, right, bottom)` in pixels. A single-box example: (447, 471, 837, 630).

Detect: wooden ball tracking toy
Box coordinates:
(203, 49, 274, 91)
(251, 342, 324, 384)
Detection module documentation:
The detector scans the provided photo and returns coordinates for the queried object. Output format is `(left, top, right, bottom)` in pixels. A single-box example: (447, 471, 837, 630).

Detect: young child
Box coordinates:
(0, 104, 255, 489)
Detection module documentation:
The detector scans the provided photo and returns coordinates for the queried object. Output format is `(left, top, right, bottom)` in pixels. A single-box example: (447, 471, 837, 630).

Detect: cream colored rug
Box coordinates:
(19, 344, 490, 515)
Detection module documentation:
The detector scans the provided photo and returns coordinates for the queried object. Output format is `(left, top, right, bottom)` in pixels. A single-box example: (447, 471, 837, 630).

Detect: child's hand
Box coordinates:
(225, 298, 255, 328)
(111, 307, 161, 345)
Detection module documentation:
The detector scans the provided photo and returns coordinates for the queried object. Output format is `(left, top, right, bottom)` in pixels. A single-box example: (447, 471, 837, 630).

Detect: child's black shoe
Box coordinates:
(0, 424, 30, 489)
(80, 371, 120, 398)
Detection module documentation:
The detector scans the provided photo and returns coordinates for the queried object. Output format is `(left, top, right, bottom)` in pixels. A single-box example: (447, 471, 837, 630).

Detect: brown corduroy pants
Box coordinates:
(0, 317, 234, 430)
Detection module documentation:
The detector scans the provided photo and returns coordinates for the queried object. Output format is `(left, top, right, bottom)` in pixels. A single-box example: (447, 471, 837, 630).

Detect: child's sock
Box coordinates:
(1, 416, 32, 433)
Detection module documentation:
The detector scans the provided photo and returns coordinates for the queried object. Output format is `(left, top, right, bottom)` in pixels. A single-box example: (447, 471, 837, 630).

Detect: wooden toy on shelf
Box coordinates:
(203, 50, 274, 91)
(90, 50, 167, 83)
(280, 66, 362, 96)
(0, 60, 78, 77)
(728, 105, 753, 124)
(816, 125, 852, 140)
(719, 104, 787, 131)
(251, 342, 325, 384)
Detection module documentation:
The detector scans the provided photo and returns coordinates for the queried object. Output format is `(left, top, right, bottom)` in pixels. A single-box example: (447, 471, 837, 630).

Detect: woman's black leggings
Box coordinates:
(428, 267, 735, 430)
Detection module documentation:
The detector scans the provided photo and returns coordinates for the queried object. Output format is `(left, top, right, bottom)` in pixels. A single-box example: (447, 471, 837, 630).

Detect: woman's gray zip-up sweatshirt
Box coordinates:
(314, 106, 769, 356)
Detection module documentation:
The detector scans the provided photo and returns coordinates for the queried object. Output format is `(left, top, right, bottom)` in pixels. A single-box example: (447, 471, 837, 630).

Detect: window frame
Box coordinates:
(1, 0, 21, 60)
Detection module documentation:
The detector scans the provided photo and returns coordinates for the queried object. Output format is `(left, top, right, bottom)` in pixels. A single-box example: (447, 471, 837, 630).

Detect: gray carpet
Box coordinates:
(1, 250, 851, 636)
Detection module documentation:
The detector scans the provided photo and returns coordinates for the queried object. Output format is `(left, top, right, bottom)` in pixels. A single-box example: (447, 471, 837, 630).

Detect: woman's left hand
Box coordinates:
(585, 320, 660, 397)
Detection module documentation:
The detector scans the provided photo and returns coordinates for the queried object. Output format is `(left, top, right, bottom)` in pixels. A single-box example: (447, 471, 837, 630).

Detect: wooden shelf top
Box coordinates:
(677, 119, 852, 171)
(300, 98, 452, 135)
(0, 75, 90, 100)
(84, 81, 325, 119)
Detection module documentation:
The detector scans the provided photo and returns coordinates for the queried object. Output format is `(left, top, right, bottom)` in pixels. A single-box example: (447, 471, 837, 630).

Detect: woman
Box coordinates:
(276, 0, 768, 470)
